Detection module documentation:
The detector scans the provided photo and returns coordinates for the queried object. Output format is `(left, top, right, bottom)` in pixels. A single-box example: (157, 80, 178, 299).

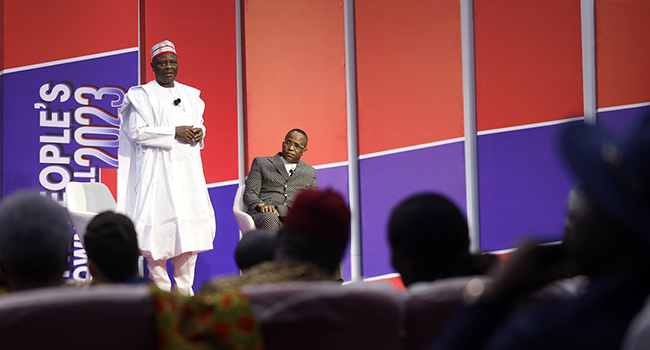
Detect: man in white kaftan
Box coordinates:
(117, 40, 215, 296)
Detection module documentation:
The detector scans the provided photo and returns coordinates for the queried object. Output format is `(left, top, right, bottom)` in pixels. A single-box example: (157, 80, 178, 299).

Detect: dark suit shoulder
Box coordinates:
(299, 161, 316, 172)
(250, 156, 277, 169)
(253, 154, 283, 162)
(251, 156, 274, 162)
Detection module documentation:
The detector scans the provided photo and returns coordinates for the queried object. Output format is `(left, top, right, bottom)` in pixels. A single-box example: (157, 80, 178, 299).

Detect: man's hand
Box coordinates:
(175, 125, 196, 143)
(258, 203, 279, 216)
(191, 127, 204, 142)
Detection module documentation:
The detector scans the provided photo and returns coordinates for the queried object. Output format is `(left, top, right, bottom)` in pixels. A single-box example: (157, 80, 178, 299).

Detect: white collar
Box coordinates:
(280, 156, 298, 174)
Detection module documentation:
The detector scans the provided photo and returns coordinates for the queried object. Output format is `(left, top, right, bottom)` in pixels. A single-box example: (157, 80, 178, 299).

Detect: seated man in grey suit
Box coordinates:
(244, 129, 317, 233)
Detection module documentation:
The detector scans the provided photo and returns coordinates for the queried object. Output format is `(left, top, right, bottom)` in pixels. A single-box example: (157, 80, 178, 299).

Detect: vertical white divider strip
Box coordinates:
(236, 0, 246, 242)
(581, 0, 597, 125)
(236, 0, 246, 186)
(137, 0, 144, 278)
(137, 1, 141, 85)
(461, 0, 481, 253)
(344, 0, 363, 282)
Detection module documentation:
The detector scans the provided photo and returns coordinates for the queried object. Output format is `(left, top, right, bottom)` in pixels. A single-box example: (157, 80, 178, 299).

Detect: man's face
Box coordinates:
(151, 54, 178, 87)
(281, 131, 308, 163)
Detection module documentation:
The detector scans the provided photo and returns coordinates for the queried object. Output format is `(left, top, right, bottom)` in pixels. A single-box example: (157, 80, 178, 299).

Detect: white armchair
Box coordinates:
(65, 182, 117, 248)
(233, 184, 256, 235)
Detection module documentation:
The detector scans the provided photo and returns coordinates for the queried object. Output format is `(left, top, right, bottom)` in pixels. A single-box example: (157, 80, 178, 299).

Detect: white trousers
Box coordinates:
(147, 252, 198, 296)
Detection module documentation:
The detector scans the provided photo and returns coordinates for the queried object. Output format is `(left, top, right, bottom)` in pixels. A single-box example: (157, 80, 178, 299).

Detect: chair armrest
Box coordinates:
(233, 210, 256, 234)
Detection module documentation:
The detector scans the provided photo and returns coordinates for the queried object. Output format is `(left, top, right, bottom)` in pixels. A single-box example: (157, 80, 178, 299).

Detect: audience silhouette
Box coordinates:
(235, 228, 276, 272)
(389, 193, 497, 287)
(429, 114, 650, 350)
(0, 191, 70, 292)
(84, 211, 151, 285)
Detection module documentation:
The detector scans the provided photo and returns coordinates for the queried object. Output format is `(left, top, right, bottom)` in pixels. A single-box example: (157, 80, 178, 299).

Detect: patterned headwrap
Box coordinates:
(282, 189, 351, 247)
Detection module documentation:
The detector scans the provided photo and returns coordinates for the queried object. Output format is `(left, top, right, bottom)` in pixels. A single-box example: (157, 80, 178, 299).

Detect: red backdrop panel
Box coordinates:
(474, 0, 583, 131)
(596, 0, 650, 108)
(143, 0, 238, 183)
(355, 0, 464, 155)
(100, 168, 118, 200)
(3, 0, 137, 69)
(243, 0, 347, 168)
(0, 4, 4, 70)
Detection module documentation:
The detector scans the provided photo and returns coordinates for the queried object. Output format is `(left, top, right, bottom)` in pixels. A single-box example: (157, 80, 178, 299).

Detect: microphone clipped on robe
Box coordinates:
(173, 98, 181, 106)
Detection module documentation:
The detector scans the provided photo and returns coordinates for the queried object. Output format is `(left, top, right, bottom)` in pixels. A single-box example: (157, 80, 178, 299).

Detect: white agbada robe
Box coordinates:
(117, 80, 216, 261)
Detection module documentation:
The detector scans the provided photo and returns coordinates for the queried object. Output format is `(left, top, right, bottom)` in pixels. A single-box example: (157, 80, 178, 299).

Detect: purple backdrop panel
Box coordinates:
(316, 165, 351, 280)
(478, 122, 579, 251)
(359, 142, 466, 278)
(3, 51, 137, 201)
(599, 105, 650, 136)
(317, 165, 350, 202)
(3, 52, 137, 281)
(194, 184, 241, 290)
(0, 77, 4, 189)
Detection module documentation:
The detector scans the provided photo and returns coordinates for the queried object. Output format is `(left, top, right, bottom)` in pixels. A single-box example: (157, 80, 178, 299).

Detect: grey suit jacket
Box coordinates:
(244, 153, 318, 216)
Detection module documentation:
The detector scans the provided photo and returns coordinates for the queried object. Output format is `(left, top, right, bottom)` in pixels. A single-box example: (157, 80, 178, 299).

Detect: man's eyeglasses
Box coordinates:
(283, 140, 306, 150)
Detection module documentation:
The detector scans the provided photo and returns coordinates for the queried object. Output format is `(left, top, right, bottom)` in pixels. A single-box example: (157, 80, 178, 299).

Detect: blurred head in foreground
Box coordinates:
(0, 191, 70, 291)
(84, 212, 141, 284)
(389, 193, 495, 287)
(235, 229, 276, 271)
(276, 189, 351, 274)
(561, 114, 650, 275)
